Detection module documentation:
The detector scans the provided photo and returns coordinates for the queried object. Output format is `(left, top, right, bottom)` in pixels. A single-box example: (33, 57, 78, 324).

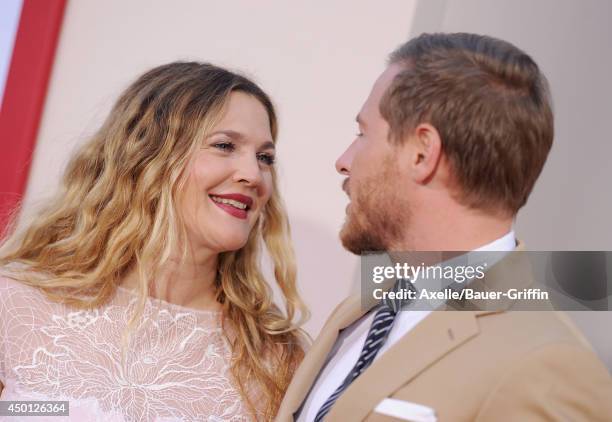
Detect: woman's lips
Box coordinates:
(211, 193, 253, 208)
(209, 193, 252, 220)
(213, 200, 248, 219)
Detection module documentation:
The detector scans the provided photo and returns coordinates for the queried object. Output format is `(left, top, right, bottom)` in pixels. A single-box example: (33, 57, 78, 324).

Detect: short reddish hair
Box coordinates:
(381, 33, 554, 214)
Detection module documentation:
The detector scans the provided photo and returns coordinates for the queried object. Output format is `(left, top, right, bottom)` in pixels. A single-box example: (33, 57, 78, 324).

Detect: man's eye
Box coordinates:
(213, 141, 235, 151)
(257, 153, 275, 166)
(356, 132, 364, 137)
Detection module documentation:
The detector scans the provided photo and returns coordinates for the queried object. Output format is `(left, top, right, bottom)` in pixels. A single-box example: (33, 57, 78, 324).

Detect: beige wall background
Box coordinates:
(21, 1, 611, 366)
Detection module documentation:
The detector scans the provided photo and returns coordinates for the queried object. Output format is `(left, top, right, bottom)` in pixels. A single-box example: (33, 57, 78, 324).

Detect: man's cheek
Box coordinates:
(351, 151, 373, 177)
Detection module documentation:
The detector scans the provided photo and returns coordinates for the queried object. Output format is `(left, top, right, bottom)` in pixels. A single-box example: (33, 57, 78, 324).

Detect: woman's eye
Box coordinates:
(356, 131, 364, 137)
(257, 153, 275, 166)
(213, 141, 235, 152)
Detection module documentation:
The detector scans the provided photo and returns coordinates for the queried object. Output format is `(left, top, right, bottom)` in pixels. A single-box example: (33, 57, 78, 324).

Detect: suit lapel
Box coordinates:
(275, 295, 372, 421)
(325, 311, 480, 421)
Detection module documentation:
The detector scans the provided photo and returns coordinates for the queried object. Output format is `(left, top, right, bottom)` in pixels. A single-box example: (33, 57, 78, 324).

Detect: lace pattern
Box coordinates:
(0, 274, 256, 421)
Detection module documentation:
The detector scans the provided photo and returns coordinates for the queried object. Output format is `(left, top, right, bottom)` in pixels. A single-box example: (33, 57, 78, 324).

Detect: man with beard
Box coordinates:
(277, 33, 612, 421)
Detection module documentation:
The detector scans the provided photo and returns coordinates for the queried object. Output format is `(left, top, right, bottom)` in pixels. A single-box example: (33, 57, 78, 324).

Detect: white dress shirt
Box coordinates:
(297, 231, 517, 421)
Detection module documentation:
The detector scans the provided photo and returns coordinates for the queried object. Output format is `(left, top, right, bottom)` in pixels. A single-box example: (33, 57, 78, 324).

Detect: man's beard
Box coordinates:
(340, 155, 410, 254)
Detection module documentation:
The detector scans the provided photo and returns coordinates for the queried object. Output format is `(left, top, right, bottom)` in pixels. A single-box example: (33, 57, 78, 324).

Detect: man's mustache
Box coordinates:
(342, 178, 350, 197)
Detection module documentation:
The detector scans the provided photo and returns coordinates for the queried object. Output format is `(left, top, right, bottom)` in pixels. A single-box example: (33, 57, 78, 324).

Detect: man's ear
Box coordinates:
(406, 123, 442, 184)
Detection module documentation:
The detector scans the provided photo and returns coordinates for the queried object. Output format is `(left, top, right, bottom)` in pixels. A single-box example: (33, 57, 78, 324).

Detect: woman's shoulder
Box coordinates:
(0, 266, 58, 317)
(0, 267, 30, 296)
(0, 263, 37, 290)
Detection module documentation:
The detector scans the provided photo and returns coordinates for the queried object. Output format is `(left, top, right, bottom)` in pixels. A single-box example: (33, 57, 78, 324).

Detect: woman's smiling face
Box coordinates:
(180, 91, 276, 253)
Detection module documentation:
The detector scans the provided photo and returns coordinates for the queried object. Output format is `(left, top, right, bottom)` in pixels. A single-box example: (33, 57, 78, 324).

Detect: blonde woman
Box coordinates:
(0, 62, 308, 421)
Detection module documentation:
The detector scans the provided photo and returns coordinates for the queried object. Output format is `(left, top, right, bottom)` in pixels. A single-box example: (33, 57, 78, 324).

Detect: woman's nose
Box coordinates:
(233, 153, 263, 187)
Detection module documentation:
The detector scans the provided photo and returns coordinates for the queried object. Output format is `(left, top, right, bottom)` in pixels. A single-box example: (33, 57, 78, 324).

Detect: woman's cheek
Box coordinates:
(262, 173, 274, 200)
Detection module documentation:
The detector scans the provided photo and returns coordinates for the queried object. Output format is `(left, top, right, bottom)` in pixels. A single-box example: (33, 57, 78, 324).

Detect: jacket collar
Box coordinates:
(276, 241, 533, 421)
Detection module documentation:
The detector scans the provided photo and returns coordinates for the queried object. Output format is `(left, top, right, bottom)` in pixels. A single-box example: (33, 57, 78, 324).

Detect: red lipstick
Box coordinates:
(209, 193, 253, 220)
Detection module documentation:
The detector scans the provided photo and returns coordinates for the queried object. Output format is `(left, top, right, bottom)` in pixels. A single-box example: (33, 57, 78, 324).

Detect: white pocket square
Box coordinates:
(374, 398, 437, 422)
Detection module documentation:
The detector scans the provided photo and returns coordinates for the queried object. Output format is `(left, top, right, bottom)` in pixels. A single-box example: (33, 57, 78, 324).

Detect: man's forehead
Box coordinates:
(361, 64, 403, 117)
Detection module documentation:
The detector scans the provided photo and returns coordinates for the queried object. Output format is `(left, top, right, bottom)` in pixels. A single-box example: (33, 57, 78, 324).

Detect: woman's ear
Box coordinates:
(405, 123, 443, 184)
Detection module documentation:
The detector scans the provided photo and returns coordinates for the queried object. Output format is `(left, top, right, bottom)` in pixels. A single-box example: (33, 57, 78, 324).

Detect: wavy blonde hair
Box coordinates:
(0, 62, 309, 420)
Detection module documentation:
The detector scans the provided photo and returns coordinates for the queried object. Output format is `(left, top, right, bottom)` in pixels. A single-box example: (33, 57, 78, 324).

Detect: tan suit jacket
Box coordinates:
(277, 248, 612, 421)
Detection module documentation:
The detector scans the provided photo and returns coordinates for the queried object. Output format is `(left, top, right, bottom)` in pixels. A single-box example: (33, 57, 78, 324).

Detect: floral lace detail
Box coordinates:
(0, 275, 256, 421)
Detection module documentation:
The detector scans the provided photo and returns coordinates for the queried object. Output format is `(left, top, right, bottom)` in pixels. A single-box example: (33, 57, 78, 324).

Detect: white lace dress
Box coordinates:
(0, 275, 256, 421)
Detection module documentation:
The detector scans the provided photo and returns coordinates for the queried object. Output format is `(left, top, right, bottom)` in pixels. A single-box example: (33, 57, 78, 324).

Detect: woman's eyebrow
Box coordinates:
(208, 129, 244, 139)
(209, 130, 275, 150)
(259, 141, 275, 151)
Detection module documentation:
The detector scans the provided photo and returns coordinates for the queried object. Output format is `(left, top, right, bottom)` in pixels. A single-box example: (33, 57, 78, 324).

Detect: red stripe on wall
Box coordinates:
(0, 0, 67, 235)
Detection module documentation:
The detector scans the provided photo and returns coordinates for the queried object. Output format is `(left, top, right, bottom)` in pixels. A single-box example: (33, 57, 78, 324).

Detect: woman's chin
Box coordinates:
(191, 228, 253, 254)
(216, 236, 250, 253)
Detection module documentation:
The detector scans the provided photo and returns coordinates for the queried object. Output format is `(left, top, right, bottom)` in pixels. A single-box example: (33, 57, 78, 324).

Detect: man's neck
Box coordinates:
(391, 205, 515, 252)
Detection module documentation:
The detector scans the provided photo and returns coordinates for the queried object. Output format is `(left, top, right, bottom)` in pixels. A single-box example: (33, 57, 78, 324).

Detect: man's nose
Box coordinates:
(335, 141, 356, 175)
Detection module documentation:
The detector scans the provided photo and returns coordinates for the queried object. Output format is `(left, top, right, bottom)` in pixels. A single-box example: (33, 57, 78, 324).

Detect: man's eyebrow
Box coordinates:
(356, 114, 365, 127)
(208, 129, 275, 150)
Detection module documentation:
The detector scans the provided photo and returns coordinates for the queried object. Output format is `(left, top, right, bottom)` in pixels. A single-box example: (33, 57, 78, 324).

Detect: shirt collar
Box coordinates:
(473, 230, 516, 253)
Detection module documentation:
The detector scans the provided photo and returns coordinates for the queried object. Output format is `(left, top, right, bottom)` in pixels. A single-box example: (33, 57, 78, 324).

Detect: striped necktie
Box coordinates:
(313, 279, 414, 421)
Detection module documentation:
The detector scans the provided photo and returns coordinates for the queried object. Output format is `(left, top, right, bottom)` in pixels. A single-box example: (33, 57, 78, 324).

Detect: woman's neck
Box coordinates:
(120, 247, 222, 312)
